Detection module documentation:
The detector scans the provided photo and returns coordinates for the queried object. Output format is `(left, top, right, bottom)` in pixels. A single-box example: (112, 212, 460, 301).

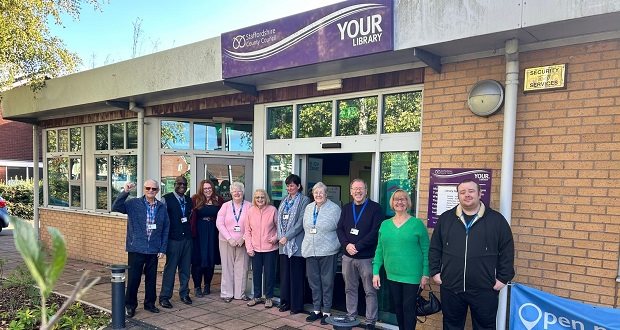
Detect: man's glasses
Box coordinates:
(144, 187, 159, 191)
(175, 182, 187, 186)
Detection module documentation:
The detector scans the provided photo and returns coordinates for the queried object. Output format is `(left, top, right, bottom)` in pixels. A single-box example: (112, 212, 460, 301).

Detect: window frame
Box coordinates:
(44, 126, 83, 209)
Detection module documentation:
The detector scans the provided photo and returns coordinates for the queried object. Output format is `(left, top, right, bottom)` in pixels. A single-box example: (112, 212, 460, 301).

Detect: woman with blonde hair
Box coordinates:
(372, 189, 429, 330)
(245, 189, 278, 308)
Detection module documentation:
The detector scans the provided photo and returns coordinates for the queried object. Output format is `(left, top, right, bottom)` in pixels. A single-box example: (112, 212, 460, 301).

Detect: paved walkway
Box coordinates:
(0, 228, 350, 330)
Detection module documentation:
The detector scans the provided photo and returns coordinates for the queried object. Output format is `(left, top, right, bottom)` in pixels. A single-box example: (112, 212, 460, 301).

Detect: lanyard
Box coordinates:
(464, 215, 478, 235)
(352, 198, 369, 227)
(284, 193, 299, 213)
(232, 201, 244, 223)
(313, 204, 320, 226)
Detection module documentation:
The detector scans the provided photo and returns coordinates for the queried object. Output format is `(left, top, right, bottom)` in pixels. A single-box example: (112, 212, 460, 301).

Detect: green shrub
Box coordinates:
(0, 179, 42, 220)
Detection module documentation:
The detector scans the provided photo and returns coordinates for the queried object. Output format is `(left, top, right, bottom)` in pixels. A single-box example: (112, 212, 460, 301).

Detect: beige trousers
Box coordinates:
(219, 240, 249, 299)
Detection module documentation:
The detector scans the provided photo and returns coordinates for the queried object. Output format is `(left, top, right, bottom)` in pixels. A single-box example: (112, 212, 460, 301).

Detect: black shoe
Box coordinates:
(278, 304, 290, 312)
(144, 305, 160, 313)
(290, 310, 303, 315)
(203, 286, 211, 295)
(320, 314, 330, 325)
(125, 306, 135, 318)
(306, 311, 322, 322)
(180, 295, 193, 305)
(365, 324, 376, 330)
(159, 299, 173, 309)
(194, 287, 203, 298)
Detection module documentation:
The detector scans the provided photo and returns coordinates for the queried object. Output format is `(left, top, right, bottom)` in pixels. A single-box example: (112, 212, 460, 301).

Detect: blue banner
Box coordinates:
(510, 283, 620, 330)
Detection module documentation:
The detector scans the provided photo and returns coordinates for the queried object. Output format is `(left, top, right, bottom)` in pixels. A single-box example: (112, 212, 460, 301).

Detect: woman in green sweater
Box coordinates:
(372, 189, 429, 330)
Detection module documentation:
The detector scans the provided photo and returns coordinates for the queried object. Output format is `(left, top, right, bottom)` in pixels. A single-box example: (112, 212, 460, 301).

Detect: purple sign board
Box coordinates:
(221, 0, 393, 78)
(427, 168, 493, 228)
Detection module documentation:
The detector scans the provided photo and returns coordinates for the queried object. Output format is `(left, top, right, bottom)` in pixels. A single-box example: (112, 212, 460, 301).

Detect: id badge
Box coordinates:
(181, 217, 188, 223)
(234, 225, 241, 232)
(147, 224, 157, 230)
(283, 214, 290, 220)
(310, 227, 317, 234)
(350, 228, 359, 235)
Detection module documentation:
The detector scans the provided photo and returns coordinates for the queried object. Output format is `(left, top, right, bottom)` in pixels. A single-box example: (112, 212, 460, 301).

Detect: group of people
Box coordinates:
(113, 174, 514, 330)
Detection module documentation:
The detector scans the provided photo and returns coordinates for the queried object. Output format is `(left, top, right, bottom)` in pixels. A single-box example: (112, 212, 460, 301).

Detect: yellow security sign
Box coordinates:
(524, 64, 566, 92)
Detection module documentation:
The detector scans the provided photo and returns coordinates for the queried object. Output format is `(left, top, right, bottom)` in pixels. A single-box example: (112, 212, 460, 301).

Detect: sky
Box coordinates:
(50, 0, 343, 71)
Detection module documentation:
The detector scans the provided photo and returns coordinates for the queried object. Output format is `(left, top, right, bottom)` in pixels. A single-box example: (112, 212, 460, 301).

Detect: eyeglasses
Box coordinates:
(254, 196, 265, 199)
(203, 187, 213, 190)
(313, 192, 326, 196)
(175, 182, 187, 186)
(350, 187, 365, 191)
(144, 187, 159, 191)
(394, 198, 408, 203)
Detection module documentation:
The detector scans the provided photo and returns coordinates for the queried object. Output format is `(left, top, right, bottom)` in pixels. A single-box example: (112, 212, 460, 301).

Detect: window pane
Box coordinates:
(58, 129, 69, 152)
(96, 157, 108, 181)
(96, 125, 108, 150)
(111, 123, 125, 150)
(379, 151, 419, 217)
(70, 127, 81, 152)
(267, 105, 293, 139)
(383, 91, 422, 133)
(226, 124, 252, 152)
(111, 155, 137, 201)
(337, 96, 378, 135)
(126, 121, 138, 149)
(160, 155, 191, 196)
(69, 157, 81, 180)
(161, 121, 190, 149)
(48, 158, 69, 206)
(7, 167, 27, 181)
(297, 101, 332, 138)
(266, 154, 292, 206)
(194, 122, 222, 150)
(70, 185, 81, 207)
(96, 187, 108, 210)
(46, 130, 57, 152)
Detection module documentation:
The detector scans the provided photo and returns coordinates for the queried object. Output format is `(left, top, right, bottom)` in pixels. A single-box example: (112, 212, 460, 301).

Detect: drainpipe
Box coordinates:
(33, 124, 40, 238)
(129, 102, 144, 188)
(497, 38, 519, 330)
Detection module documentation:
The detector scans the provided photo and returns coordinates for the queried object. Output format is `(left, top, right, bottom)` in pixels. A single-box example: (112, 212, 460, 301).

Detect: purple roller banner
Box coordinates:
(427, 168, 493, 228)
(221, 0, 394, 78)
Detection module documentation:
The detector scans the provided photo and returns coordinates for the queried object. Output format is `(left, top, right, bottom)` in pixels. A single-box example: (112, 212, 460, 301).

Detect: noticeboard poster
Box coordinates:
(427, 168, 492, 228)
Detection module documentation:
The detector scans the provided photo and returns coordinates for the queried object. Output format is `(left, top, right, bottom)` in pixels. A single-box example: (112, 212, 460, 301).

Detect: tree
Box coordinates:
(0, 0, 102, 91)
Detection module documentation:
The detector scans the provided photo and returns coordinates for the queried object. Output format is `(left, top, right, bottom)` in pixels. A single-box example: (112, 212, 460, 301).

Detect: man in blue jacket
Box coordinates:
(112, 179, 169, 318)
(429, 179, 515, 330)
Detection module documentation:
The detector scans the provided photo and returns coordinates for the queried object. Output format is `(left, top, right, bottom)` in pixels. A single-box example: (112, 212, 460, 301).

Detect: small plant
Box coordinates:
(0, 258, 6, 278)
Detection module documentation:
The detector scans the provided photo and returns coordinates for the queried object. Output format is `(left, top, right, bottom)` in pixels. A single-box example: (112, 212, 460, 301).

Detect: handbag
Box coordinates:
(416, 284, 441, 322)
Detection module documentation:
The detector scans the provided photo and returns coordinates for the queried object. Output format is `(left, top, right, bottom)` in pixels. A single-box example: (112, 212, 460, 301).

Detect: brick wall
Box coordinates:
(0, 112, 35, 161)
(419, 38, 620, 329)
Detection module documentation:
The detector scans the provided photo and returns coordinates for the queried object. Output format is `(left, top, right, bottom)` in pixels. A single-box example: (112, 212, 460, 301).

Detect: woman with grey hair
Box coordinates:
(301, 182, 341, 325)
(216, 181, 251, 302)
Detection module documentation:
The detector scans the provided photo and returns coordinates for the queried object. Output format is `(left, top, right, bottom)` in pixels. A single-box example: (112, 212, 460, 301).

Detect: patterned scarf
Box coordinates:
(277, 193, 301, 257)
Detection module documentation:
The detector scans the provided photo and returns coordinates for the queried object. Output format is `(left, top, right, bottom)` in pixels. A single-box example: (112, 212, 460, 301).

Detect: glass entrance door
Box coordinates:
(196, 157, 253, 202)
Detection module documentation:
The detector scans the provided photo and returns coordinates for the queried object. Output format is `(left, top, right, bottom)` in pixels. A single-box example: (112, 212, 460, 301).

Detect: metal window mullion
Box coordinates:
(331, 100, 337, 137)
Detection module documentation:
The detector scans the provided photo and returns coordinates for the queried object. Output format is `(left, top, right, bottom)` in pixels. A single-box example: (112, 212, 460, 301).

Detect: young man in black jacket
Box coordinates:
(429, 179, 515, 330)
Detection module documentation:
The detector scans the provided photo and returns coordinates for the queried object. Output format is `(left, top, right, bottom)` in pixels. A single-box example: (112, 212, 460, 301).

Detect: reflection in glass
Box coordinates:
(160, 155, 191, 195)
(96, 187, 108, 210)
(337, 96, 378, 135)
(69, 157, 81, 180)
(96, 125, 108, 150)
(205, 164, 245, 202)
(70, 127, 81, 152)
(111, 155, 137, 201)
(297, 101, 332, 138)
(266, 154, 292, 205)
(161, 121, 190, 149)
(379, 151, 419, 217)
(111, 123, 125, 150)
(194, 122, 222, 150)
(46, 130, 57, 152)
(126, 121, 138, 149)
(383, 91, 422, 133)
(70, 185, 81, 207)
(267, 106, 293, 139)
(226, 124, 252, 152)
(96, 157, 108, 181)
(58, 129, 69, 152)
(47, 158, 69, 206)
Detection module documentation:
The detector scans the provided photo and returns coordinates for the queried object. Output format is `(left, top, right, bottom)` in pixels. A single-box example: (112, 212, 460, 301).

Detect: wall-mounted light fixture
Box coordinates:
(316, 79, 342, 91)
(467, 80, 504, 117)
(213, 116, 233, 123)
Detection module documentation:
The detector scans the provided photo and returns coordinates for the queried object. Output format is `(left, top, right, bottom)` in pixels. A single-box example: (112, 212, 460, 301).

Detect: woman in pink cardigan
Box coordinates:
(216, 181, 251, 302)
(244, 189, 278, 308)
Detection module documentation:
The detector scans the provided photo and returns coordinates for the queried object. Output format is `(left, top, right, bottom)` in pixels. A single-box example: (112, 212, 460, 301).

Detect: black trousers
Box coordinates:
(126, 252, 158, 309)
(441, 288, 499, 330)
(279, 254, 305, 313)
(191, 264, 215, 291)
(159, 238, 193, 300)
(387, 279, 419, 330)
(251, 250, 278, 298)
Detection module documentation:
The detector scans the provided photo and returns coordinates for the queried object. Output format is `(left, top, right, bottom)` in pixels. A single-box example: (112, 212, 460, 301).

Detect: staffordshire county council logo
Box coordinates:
(519, 303, 543, 330)
(232, 35, 246, 49)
